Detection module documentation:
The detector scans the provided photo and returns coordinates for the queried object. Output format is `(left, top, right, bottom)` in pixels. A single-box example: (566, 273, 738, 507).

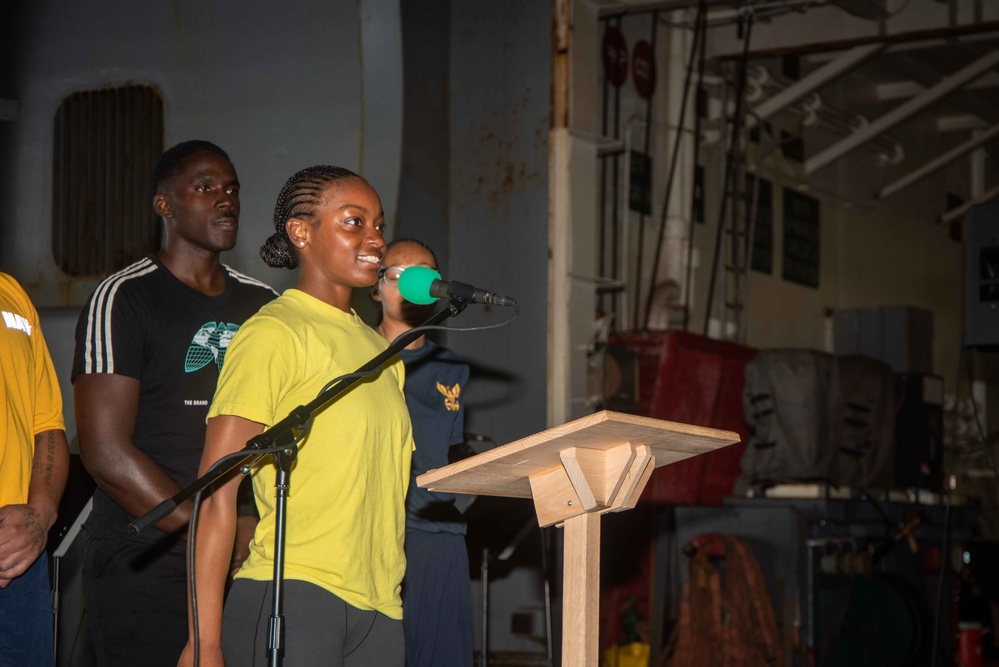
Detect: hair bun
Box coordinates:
(259, 232, 298, 269)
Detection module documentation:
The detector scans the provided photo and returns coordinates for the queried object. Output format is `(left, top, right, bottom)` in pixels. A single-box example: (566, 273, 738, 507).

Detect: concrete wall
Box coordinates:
(0, 0, 402, 303)
(448, 0, 551, 447)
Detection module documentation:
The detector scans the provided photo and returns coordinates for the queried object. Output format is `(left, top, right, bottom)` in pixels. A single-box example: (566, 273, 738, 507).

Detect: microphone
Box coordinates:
(398, 266, 517, 307)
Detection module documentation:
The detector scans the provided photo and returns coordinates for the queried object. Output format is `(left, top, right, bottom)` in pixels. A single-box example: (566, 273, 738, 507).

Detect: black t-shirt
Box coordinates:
(72, 255, 276, 539)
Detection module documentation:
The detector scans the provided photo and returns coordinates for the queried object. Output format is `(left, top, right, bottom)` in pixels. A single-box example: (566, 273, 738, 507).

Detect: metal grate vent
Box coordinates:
(52, 85, 164, 277)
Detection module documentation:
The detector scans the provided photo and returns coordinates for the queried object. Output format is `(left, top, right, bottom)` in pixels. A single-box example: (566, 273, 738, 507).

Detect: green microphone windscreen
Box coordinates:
(397, 266, 441, 305)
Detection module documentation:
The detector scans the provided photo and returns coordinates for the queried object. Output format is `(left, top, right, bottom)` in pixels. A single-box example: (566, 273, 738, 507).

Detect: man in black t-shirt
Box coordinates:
(72, 141, 276, 667)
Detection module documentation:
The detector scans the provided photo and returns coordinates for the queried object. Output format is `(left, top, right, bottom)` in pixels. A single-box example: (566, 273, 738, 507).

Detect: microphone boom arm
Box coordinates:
(129, 300, 467, 536)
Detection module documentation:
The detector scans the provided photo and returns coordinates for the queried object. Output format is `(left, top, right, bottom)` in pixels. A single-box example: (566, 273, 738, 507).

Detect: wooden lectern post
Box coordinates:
(417, 410, 739, 666)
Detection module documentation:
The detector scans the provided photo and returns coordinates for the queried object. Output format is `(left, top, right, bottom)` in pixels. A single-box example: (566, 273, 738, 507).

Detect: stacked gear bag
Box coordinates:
(736, 349, 896, 496)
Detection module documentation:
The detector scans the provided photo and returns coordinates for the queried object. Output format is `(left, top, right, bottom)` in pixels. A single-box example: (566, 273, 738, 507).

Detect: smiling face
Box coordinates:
(373, 240, 439, 330)
(287, 177, 386, 310)
(154, 150, 240, 254)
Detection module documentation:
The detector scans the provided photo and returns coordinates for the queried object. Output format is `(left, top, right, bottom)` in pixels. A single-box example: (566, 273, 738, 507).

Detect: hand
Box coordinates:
(178, 641, 224, 667)
(0, 504, 48, 588)
(229, 515, 258, 578)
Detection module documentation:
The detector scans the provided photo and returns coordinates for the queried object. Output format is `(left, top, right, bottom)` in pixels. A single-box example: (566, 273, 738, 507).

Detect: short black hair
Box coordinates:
(384, 238, 439, 269)
(151, 140, 231, 194)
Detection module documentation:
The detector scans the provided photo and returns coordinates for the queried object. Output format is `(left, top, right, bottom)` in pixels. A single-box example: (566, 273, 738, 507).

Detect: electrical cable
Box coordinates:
(682, 2, 709, 332)
(886, 0, 914, 18)
(703, 8, 755, 336)
(642, 0, 707, 330)
(611, 16, 624, 320)
(631, 12, 660, 330)
(599, 20, 612, 317)
(191, 489, 203, 666)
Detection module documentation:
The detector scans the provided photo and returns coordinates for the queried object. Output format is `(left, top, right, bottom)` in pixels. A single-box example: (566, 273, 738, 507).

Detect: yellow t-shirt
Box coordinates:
(0, 273, 65, 507)
(209, 289, 414, 619)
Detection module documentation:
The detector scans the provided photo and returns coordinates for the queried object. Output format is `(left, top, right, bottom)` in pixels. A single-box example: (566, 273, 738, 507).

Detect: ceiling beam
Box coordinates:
(714, 20, 999, 61)
(940, 183, 999, 225)
(750, 44, 886, 123)
(597, 0, 731, 18)
(937, 114, 989, 131)
(875, 72, 999, 101)
(805, 50, 999, 174)
(883, 51, 999, 132)
(878, 124, 999, 199)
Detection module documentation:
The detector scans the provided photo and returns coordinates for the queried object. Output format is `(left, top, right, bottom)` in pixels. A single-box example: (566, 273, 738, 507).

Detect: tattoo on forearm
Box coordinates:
(22, 505, 44, 551)
(31, 431, 56, 486)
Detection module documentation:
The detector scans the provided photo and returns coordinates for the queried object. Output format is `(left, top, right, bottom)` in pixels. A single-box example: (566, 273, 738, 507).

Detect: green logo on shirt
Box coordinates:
(185, 322, 240, 373)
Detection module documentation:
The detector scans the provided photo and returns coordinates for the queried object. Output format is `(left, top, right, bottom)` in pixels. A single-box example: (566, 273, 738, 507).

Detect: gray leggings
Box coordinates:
(221, 578, 404, 667)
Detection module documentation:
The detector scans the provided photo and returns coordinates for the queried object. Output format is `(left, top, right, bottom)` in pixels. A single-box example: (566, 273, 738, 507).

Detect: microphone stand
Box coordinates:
(130, 301, 467, 666)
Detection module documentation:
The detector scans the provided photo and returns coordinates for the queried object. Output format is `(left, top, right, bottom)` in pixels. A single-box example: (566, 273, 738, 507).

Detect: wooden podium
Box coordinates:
(417, 410, 740, 666)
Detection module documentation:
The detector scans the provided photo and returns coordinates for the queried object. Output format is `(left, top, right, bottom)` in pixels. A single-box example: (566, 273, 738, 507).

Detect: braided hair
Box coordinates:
(152, 140, 231, 194)
(260, 165, 366, 269)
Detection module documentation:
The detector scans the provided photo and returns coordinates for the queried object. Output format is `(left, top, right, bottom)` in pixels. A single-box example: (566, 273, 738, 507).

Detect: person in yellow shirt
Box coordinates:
(179, 166, 413, 667)
(0, 272, 69, 667)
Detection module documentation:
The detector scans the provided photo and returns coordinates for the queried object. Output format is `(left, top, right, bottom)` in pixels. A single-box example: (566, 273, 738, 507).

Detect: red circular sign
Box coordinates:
(603, 27, 628, 88)
(632, 40, 656, 100)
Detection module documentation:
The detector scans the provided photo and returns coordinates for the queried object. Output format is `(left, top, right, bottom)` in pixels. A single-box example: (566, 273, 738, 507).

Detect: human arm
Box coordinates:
(74, 373, 191, 533)
(0, 428, 70, 587)
(178, 415, 264, 667)
(231, 476, 259, 578)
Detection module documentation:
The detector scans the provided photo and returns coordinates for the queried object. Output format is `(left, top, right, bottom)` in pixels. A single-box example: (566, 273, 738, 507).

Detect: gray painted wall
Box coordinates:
(1, 1, 549, 455)
(448, 0, 551, 450)
(2, 1, 553, 659)
(0, 0, 402, 303)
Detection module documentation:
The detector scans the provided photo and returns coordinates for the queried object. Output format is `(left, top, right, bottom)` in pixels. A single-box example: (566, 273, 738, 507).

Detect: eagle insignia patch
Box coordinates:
(436, 382, 461, 412)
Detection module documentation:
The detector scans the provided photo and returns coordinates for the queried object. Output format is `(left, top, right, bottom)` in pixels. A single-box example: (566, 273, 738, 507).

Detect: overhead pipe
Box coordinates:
(805, 49, 999, 174)
(745, 65, 904, 165)
(879, 123, 999, 199)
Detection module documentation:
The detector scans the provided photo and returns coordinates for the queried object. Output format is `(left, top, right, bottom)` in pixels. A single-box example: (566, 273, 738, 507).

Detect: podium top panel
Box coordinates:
(417, 410, 739, 499)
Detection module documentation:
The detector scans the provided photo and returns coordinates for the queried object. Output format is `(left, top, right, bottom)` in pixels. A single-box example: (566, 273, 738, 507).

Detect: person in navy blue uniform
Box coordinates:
(373, 238, 472, 667)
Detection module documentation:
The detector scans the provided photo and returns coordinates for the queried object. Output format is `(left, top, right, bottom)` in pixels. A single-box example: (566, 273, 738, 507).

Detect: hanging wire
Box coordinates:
(682, 3, 710, 332)
(641, 0, 708, 330)
(631, 12, 660, 330)
(702, 7, 755, 336)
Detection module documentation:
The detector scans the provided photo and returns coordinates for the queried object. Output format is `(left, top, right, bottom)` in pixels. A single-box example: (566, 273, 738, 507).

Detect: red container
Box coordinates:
(957, 622, 983, 667)
(598, 331, 756, 652)
(606, 330, 756, 505)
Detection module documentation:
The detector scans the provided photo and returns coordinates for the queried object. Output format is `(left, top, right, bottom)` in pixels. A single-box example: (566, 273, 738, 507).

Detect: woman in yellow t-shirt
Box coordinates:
(179, 166, 414, 667)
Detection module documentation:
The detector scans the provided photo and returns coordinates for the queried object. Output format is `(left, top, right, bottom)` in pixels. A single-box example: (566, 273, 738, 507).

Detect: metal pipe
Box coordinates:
(643, 1, 706, 330)
(879, 123, 999, 199)
(939, 183, 999, 225)
(806, 49, 999, 174)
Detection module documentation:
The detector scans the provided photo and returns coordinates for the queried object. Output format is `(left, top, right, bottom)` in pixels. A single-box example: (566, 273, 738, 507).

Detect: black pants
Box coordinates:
(82, 528, 187, 667)
(222, 578, 404, 666)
